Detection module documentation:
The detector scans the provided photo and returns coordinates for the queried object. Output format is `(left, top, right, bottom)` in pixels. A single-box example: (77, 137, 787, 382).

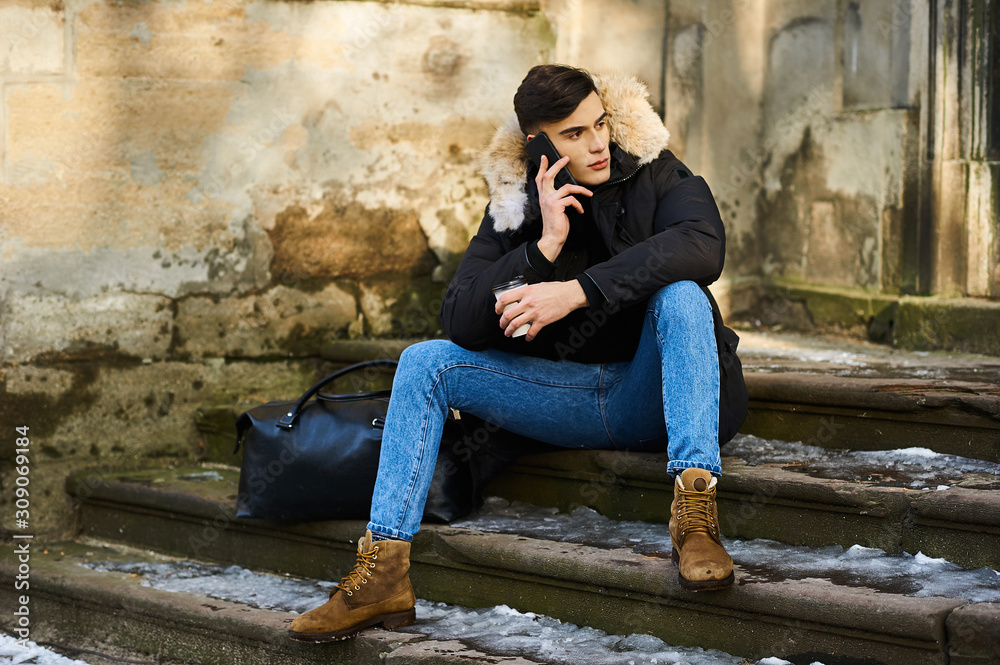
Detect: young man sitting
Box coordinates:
(289, 64, 746, 643)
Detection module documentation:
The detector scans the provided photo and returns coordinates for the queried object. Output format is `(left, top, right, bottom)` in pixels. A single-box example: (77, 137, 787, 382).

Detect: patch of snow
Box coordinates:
(914, 552, 950, 566)
(890, 447, 940, 458)
(725, 435, 1000, 487)
(755, 659, 792, 665)
(842, 544, 883, 559)
(78, 560, 331, 614)
(177, 471, 224, 482)
(455, 498, 1000, 603)
(407, 601, 747, 665)
(741, 346, 872, 366)
(0, 635, 92, 665)
(728, 539, 1000, 602)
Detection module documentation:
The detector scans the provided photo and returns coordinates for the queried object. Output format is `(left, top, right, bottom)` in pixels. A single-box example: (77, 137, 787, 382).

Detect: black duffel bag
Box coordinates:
(233, 359, 520, 523)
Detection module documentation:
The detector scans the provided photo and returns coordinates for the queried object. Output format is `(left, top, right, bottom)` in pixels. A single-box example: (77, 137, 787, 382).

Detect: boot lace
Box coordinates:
(675, 484, 720, 541)
(338, 545, 379, 597)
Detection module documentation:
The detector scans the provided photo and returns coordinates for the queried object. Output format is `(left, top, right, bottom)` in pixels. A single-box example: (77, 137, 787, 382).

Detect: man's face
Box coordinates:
(529, 91, 611, 187)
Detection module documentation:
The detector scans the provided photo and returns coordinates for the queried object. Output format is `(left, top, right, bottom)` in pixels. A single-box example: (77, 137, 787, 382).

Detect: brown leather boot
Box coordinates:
(288, 530, 416, 642)
(669, 467, 734, 591)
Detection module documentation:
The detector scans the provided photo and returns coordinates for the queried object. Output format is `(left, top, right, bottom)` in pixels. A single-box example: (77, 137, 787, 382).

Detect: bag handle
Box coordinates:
(277, 359, 398, 430)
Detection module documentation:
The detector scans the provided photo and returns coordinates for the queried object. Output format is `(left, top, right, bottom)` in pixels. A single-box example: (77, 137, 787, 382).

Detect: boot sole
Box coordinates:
(671, 547, 735, 591)
(287, 607, 416, 643)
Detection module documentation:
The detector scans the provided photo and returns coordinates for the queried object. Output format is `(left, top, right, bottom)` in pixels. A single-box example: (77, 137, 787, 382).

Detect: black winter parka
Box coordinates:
(441, 145, 724, 365)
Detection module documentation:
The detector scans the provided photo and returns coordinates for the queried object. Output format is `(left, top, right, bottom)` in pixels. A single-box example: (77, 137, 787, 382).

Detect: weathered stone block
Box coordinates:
(174, 282, 357, 359)
(0, 5, 64, 74)
(965, 161, 999, 298)
(194, 405, 239, 464)
(895, 297, 1000, 355)
(75, 0, 349, 80)
(358, 276, 447, 338)
(7, 80, 234, 180)
(0, 229, 272, 302)
(840, 0, 898, 110)
(774, 283, 897, 336)
(268, 195, 437, 281)
(1, 292, 174, 364)
(947, 603, 1000, 665)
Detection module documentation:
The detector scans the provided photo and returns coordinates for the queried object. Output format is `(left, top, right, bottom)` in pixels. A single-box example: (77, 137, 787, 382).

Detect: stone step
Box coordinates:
(736, 331, 1000, 462)
(13, 539, 970, 665)
(60, 465, 1000, 665)
(485, 436, 1000, 570)
(0, 541, 540, 665)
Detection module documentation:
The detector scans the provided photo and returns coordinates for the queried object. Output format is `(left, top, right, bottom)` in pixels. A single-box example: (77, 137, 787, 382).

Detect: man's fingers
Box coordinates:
(497, 299, 522, 327)
(546, 155, 571, 177)
(537, 155, 571, 188)
(555, 184, 593, 198)
(534, 155, 549, 184)
(561, 195, 583, 215)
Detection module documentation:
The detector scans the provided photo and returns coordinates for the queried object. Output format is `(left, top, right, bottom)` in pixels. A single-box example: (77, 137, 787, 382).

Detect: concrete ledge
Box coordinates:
(762, 282, 1000, 355)
(319, 338, 426, 363)
(742, 372, 1000, 462)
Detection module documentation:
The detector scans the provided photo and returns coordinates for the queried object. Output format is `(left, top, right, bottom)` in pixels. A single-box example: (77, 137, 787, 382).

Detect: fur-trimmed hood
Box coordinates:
(480, 72, 671, 233)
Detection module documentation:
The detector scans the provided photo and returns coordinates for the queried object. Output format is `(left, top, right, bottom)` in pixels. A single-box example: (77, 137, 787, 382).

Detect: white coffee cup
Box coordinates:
(492, 276, 531, 337)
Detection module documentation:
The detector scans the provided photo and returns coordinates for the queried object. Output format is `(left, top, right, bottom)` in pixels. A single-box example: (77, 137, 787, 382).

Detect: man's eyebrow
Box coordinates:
(558, 112, 608, 136)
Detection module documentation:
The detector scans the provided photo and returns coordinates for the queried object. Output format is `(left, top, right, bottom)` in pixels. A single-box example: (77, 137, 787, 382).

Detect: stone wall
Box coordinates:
(659, 0, 998, 319)
(0, 0, 549, 538)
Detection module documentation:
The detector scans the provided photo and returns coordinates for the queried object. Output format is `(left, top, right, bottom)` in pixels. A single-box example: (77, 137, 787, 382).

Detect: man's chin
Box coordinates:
(577, 169, 611, 187)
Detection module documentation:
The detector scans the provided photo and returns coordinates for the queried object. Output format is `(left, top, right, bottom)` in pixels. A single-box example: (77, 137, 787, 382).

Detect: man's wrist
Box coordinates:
(564, 279, 589, 310)
(536, 236, 564, 263)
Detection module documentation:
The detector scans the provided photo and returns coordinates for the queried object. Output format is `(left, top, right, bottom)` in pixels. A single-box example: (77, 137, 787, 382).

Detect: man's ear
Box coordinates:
(526, 133, 535, 143)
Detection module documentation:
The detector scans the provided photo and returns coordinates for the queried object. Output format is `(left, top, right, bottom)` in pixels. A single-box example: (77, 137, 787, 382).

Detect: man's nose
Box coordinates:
(590, 133, 606, 152)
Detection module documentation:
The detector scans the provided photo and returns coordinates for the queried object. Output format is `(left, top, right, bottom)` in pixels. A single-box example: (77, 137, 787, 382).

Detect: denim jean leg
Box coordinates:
(367, 339, 614, 542)
(652, 281, 721, 476)
(605, 282, 721, 475)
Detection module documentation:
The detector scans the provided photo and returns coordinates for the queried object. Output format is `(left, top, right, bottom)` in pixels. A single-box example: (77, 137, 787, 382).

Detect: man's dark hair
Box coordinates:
(513, 64, 598, 136)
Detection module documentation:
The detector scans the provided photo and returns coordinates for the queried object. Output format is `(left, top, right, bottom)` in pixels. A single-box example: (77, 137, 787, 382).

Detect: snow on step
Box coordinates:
(726, 434, 1000, 488)
(73, 559, 814, 665)
(0, 635, 91, 665)
(452, 497, 1000, 603)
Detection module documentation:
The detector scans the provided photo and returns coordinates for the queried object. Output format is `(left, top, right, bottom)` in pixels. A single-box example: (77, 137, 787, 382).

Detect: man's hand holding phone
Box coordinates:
(534, 153, 593, 263)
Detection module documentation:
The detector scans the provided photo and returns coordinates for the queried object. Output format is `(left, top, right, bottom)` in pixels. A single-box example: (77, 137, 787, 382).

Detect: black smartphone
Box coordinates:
(526, 132, 578, 189)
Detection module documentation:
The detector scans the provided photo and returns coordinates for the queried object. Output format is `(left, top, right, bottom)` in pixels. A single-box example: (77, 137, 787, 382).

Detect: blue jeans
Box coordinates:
(368, 280, 721, 542)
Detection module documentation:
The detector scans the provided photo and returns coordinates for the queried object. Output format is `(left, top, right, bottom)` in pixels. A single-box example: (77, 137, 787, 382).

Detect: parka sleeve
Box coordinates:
(440, 205, 551, 350)
(581, 174, 726, 311)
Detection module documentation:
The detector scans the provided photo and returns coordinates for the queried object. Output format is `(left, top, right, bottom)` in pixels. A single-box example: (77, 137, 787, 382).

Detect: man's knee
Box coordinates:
(398, 339, 458, 371)
(649, 281, 708, 314)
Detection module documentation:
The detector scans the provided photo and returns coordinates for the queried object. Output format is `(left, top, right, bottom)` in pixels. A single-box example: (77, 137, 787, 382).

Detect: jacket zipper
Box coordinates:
(596, 163, 642, 190)
(590, 163, 643, 236)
